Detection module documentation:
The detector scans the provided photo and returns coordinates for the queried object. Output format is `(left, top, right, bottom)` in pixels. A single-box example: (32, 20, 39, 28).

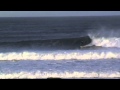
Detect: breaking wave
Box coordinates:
(0, 71, 119, 79)
(91, 36, 120, 48)
(88, 28, 120, 48)
(0, 36, 92, 50)
(0, 50, 120, 60)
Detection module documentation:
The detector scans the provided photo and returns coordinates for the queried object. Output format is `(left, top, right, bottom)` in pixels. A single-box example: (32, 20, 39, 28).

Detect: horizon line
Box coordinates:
(0, 15, 120, 17)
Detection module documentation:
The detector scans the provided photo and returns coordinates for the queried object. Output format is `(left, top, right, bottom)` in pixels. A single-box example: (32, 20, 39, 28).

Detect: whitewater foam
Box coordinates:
(0, 50, 120, 61)
(88, 28, 120, 48)
(0, 71, 120, 79)
(91, 37, 120, 48)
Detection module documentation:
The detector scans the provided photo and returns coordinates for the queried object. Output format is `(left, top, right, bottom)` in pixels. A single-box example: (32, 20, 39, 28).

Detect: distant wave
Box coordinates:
(0, 50, 120, 60)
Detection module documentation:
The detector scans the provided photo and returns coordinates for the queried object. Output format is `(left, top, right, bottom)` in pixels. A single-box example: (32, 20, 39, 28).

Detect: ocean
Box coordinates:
(0, 16, 120, 79)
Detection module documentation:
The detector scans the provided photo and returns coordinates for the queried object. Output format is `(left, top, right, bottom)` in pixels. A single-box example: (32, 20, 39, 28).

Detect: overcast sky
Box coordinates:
(0, 11, 120, 17)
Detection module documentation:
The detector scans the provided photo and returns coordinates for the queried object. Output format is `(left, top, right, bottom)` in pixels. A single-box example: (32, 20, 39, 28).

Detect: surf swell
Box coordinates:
(0, 36, 92, 50)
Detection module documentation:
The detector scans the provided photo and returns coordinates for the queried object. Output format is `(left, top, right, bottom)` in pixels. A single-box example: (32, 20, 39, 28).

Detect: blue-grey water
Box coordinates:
(0, 16, 120, 78)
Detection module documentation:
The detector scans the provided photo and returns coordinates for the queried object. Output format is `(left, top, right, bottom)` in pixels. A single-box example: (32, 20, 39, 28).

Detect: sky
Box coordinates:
(0, 11, 120, 17)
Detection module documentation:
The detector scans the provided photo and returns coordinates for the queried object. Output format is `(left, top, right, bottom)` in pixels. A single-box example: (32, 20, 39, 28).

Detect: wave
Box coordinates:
(0, 71, 119, 79)
(0, 36, 92, 50)
(1, 35, 120, 49)
(0, 50, 120, 60)
(88, 27, 120, 48)
(90, 36, 120, 48)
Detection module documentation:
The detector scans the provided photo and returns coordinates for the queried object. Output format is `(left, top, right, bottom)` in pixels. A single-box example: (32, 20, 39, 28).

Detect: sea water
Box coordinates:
(0, 16, 120, 78)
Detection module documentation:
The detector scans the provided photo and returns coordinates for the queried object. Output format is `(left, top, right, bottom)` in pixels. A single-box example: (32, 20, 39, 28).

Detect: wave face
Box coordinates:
(0, 36, 92, 50)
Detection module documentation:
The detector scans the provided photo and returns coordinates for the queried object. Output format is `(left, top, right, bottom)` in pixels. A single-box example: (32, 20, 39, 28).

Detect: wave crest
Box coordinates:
(0, 36, 92, 50)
